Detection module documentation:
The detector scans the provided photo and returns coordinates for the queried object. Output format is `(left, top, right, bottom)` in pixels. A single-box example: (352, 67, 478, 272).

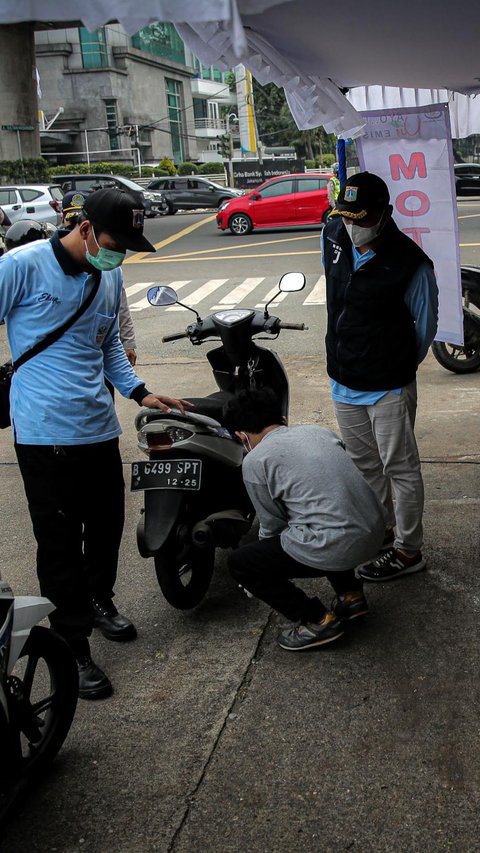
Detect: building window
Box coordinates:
(166, 79, 186, 164)
(79, 27, 108, 69)
(132, 23, 185, 64)
(193, 56, 224, 83)
(104, 100, 119, 151)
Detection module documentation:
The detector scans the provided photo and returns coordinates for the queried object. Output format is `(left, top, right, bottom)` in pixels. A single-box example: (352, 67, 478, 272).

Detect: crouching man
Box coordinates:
(224, 388, 386, 651)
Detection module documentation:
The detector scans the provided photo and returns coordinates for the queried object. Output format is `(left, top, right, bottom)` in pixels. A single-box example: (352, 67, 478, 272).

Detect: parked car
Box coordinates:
(216, 173, 332, 235)
(148, 176, 242, 214)
(454, 163, 480, 195)
(52, 174, 167, 217)
(0, 185, 63, 226)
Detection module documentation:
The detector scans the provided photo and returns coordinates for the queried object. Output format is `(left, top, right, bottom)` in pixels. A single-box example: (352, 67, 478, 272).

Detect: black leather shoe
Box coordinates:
(77, 657, 113, 700)
(92, 599, 137, 642)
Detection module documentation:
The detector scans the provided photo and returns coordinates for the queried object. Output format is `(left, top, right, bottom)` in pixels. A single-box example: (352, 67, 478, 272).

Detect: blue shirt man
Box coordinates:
(0, 188, 189, 700)
(322, 172, 438, 583)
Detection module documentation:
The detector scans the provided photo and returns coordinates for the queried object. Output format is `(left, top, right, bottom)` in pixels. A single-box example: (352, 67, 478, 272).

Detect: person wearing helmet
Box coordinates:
(4, 219, 49, 251)
(327, 163, 340, 210)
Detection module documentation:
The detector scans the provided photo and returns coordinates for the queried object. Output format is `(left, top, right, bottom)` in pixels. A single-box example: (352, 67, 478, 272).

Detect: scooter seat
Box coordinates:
(135, 392, 235, 432)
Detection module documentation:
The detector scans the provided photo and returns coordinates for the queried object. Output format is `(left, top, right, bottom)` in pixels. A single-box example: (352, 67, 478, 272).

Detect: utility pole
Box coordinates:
(225, 112, 238, 186)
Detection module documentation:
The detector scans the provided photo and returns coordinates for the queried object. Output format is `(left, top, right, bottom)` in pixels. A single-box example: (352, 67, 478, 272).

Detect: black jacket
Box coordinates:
(323, 216, 433, 391)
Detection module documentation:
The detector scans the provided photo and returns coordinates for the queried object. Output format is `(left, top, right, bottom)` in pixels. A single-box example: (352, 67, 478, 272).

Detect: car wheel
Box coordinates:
(165, 201, 177, 215)
(229, 213, 252, 235)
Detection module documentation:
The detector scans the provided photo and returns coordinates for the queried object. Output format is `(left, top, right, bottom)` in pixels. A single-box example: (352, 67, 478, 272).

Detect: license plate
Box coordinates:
(131, 459, 202, 492)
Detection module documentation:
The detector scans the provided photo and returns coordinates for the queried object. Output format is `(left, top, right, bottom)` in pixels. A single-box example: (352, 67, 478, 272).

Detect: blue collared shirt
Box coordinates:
(0, 233, 145, 444)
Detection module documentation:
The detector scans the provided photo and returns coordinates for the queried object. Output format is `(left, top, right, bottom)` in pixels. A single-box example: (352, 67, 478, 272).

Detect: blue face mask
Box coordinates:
(85, 228, 125, 271)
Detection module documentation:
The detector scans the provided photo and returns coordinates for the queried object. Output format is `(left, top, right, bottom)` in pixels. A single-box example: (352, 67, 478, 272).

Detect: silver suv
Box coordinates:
(0, 185, 63, 225)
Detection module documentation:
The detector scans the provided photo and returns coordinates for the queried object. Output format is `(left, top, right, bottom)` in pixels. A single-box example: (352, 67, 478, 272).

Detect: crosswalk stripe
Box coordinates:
(166, 278, 228, 312)
(255, 283, 288, 309)
(124, 281, 155, 298)
(211, 277, 265, 309)
(303, 275, 326, 304)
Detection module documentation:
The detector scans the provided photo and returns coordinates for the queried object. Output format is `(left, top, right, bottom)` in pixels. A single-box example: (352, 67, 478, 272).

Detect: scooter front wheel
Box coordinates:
(154, 522, 215, 609)
(6, 626, 78, 787)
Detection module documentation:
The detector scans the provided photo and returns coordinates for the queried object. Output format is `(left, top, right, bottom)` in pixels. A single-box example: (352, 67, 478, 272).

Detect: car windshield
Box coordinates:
(115, 176, 147, 192)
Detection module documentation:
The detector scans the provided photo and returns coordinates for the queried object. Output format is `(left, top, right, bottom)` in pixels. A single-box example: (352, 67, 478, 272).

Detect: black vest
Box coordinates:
(324, 216, 433, 391)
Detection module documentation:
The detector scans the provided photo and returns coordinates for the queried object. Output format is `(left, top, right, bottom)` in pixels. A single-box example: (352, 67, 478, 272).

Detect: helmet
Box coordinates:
(5, 219, 49, 251)
(332, 162, 339, 174)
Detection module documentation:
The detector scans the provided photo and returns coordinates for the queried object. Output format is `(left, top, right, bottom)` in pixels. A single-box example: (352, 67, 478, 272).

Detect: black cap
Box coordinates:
(83, 188, 155, 253)
(332, 172, 390, 220)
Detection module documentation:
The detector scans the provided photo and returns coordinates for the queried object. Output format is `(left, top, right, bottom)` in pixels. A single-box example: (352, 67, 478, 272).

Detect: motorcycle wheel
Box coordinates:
(431, 311, 480, 373)
(6, 626, 78, 785)
(154, 521, 215, 609)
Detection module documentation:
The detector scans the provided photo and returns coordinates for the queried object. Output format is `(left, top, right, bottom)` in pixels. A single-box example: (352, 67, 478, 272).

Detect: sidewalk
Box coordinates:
(2, 352, 480, 853)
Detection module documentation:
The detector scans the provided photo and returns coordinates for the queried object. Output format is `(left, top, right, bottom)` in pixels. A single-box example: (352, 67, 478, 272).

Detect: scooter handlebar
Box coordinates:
(277, 321, 308, 331)
(162, 331, 189, 342)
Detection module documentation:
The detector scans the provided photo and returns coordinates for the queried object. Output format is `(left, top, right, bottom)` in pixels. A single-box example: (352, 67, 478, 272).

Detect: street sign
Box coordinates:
(1, 124, 35, 132)
(232, 158, 305, 189)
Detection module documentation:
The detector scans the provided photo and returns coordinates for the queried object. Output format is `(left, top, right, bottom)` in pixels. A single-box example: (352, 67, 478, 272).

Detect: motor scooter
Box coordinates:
(0, 578, 78, 822)
(431, 265, 480, 372)
(132, 272, 307, 609)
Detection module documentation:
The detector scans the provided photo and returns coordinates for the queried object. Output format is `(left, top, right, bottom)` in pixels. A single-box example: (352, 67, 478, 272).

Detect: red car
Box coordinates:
(216, 172, 332, 235)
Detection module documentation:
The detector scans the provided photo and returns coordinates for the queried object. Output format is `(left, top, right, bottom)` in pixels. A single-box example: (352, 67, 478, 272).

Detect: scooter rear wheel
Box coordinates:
(431, 310, 480, 373)
(154, 522, 215, 609)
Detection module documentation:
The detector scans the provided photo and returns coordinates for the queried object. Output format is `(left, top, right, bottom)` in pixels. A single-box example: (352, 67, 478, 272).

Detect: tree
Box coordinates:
(252, 80, 337, 158)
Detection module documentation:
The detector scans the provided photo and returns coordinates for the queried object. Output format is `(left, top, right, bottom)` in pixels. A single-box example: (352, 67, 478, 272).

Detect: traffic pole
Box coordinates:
(337, 138, 347, 187)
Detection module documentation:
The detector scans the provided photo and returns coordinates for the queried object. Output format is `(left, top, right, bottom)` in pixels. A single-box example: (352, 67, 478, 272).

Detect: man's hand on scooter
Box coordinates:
(141, 394, 194, 415)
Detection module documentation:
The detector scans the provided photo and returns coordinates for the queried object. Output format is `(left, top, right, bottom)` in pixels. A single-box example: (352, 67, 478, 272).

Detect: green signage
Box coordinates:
(1, 124, 35, 132)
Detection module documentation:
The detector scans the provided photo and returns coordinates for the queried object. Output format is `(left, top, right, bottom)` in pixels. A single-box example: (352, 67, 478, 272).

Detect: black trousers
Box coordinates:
(228, 535, 363, 623)
(15, 438, 125, 645)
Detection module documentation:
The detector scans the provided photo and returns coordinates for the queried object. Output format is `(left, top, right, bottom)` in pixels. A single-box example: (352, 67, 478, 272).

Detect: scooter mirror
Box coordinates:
(147, 285, 178, 307)
(278, 272, 306, 293)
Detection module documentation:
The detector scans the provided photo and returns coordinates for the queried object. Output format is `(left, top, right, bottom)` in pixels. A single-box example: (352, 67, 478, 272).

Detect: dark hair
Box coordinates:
(223, 387, 283, 434)
(77, 211, 105, 238)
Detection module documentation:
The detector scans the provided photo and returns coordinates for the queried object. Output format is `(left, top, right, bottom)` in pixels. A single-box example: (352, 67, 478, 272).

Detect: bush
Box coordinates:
(0, 157, 50, 183)
(177, 161, 199, 175)
(305, 159, 316, 169)
(320, 153, 336, 168)
(198, 161, 225, 175)
(157, 157, 176, 175)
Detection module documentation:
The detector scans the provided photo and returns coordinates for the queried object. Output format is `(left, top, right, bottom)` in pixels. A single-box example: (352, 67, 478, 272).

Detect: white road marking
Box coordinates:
(211, 277, 265, 309)
(166, 278, 228, 312)
(303, 275, 326, 305)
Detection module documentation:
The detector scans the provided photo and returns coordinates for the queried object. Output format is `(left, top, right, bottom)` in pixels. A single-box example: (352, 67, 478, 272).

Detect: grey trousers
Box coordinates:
(333, 381, 423, 555)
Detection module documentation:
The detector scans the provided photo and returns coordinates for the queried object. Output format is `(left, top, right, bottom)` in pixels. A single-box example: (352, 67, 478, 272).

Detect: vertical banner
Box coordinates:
(356, 104, 462, 345)
(235, 64, 257, 156)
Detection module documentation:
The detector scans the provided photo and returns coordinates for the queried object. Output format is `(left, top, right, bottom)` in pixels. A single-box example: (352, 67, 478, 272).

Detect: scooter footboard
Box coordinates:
(138, 490, 184, 557)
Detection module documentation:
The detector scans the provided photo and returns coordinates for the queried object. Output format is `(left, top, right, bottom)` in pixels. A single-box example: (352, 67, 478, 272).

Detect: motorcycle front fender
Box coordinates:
(137, 490, 184, 557)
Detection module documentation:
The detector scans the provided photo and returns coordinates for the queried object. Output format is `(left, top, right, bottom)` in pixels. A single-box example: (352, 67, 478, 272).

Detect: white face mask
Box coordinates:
(344, 211, 386, 248)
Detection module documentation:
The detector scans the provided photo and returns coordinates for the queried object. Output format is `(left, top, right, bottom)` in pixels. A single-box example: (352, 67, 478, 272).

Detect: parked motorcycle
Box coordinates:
(132, 272, 307, 609)
(431, 265, 480, 372)
(0, 578, 78, 822)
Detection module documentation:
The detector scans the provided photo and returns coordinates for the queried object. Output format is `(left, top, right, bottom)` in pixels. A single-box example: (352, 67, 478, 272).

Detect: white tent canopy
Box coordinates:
(2, 0, 480, 137)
